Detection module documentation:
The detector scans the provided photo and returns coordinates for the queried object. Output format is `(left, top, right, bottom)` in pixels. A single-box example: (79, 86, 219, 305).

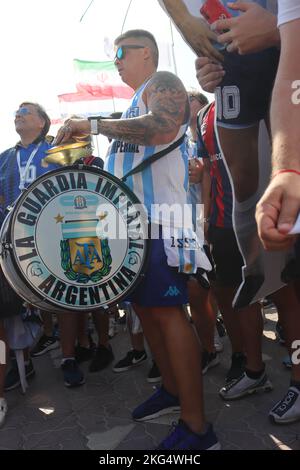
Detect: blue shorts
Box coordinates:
(126, 229, 188, 307)
(216, 48, 279, 128)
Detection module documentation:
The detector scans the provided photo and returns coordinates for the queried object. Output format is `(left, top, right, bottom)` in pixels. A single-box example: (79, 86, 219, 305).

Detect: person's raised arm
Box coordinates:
(256, 18, 300, 250)
(158, 0, 223, 61)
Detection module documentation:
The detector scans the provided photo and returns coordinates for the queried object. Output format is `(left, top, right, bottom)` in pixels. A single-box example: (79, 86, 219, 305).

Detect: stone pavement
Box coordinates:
(1, 306, 300, 450)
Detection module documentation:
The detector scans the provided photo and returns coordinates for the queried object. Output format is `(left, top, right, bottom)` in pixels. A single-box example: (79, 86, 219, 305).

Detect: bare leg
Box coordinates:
(0, 321, 7, 397)
(77, 312, 89, 348)
(217, 125, 265, 308)
(272, 284, 300, 382)
(238, 302, 264, 372)
(57, 312, 78, 357)
(40, 311, 54, 337)
(188, 279, 215, 353)
(214, 285, 244, 353)
(92, 310, 109, 348)
(217, 125, 260, 203)
(131, 332, 145, 351)
(134, 304, 205, 434)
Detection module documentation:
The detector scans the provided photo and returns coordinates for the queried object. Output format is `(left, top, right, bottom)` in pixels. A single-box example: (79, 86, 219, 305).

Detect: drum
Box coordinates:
(0, 166, 150, 313)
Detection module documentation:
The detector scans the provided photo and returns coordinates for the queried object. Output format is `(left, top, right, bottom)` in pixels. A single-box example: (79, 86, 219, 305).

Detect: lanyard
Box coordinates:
(16, 142, 42, 191)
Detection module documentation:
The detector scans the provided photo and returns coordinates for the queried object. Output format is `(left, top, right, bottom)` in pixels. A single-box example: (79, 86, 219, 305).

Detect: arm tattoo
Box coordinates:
(98, 72, 189, 146)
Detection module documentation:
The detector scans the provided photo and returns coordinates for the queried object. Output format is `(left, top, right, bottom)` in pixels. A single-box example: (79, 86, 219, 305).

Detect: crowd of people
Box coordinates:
(0, 0, 299, 451)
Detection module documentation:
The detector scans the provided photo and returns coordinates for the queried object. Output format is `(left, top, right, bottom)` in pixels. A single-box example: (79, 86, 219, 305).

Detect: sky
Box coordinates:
(0, 0, 207, 152)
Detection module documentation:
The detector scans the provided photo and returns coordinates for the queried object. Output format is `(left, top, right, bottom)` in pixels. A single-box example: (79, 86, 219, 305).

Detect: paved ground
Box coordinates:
(1, 305, 300, 451)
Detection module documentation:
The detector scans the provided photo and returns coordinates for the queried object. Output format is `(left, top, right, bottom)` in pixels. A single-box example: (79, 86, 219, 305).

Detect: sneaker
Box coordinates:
(0, 398, 8, 428)
(31, 335, 59, 357)
(75, 344, 94, 363)
(132, 386, 180, 421)
(61, 359, 85, 388)
(113, 349, 147, 372)
(214, 327, 223, 353)
(89, 344, 114, 373)
(202, 350, 220, 375)
(157, 420, 221, 450)
(147, 361, 161, 383)
(219, 370, 273, 400)
(269, 384, 300, 424)
(5, 359, 35, 391)
(225, 352, 246, 383)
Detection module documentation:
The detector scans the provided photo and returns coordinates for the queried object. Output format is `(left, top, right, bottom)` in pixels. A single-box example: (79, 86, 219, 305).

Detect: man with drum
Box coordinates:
(0, 102, 58, 424)
(54, 29, 220, 450)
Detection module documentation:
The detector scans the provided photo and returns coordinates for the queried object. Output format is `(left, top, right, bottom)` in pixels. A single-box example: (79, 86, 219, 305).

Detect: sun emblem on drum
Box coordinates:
(60, 218, 112, 284)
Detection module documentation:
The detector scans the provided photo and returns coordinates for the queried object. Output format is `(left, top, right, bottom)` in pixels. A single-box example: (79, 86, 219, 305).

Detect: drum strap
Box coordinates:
(121, 133, 186, 182)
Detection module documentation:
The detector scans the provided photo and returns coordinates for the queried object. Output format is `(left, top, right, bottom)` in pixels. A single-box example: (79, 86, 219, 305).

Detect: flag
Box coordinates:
(58, 59, 133, 117)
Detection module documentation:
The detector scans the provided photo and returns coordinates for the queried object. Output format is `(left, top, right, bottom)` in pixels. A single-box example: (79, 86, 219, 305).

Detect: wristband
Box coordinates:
(272, 169, 300, 178)
(89, 118, 99, 135)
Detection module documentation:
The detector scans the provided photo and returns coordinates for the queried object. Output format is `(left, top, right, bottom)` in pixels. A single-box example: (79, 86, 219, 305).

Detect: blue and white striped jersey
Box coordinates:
(105, 77, 190, 227)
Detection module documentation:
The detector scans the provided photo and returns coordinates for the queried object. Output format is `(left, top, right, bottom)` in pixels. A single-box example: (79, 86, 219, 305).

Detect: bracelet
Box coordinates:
(272, 169, 300, 178)
(88, 116, 103, 135)
(89, 118, 99, 135)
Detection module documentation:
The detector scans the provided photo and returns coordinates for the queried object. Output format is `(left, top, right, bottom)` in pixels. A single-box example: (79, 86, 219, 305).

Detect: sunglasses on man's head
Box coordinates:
(115, 45, 145, 61)
(14, 107, 32, 117)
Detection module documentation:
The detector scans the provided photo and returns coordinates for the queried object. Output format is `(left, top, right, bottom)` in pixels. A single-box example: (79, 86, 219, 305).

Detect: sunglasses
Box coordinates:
(115, 45, 145, 61)
(14, 107, 32, 117)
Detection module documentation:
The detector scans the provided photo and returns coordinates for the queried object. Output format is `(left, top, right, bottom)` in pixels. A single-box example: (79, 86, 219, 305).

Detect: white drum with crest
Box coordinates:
(0, 166, 149, 313)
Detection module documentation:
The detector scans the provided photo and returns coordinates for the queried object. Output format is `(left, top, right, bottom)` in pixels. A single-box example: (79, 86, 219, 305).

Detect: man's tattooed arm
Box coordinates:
(97, 71, 190, 146)
(54, 72, 189, 146)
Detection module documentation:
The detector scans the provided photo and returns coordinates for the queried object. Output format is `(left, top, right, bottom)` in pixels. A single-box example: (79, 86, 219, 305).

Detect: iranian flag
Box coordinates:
(58, 59, 133, 117)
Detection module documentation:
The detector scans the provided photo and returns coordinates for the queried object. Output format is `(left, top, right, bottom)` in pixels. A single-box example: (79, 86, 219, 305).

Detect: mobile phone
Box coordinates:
(200, 0, 232, 24)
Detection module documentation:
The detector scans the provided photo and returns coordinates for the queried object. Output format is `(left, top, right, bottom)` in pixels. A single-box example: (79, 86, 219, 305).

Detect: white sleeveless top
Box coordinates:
(105, 78, 189, 227)
(278, 0, 300, 25)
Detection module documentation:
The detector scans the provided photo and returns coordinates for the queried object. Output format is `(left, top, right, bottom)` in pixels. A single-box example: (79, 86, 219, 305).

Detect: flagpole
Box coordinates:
(79, 0, 95, 23)
(169, 20, 178, 76)
(121, 0, 133, 33)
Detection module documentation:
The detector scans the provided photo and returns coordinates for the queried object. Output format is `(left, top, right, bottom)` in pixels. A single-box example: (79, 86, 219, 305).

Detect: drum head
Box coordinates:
(4, 166, 150, 312)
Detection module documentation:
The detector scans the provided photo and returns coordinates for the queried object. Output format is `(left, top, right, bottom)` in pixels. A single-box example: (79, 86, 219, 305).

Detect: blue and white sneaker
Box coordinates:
(219, 370, 273, 400)
(157, 420, 221, 450)
(132, 386, 180, 421)
(269, 384, 300, 424)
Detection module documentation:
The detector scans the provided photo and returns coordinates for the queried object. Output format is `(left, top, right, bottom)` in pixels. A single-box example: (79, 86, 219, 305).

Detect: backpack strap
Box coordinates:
(121, 133, 186, 182)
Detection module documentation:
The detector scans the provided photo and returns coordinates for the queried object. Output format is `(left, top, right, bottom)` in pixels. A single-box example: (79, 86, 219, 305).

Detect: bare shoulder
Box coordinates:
(144, 71, 189, 125)
(146, 71, 186, 95)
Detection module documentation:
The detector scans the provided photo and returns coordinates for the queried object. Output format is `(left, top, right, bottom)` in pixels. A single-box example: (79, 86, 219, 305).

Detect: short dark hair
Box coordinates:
(114, 29, 159, 67)
(19, 101, 51, 138)
(187, 91, 209, 106)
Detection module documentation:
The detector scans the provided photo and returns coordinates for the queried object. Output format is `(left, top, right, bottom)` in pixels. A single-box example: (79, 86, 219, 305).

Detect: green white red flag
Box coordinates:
(58, 59, 133, 117)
